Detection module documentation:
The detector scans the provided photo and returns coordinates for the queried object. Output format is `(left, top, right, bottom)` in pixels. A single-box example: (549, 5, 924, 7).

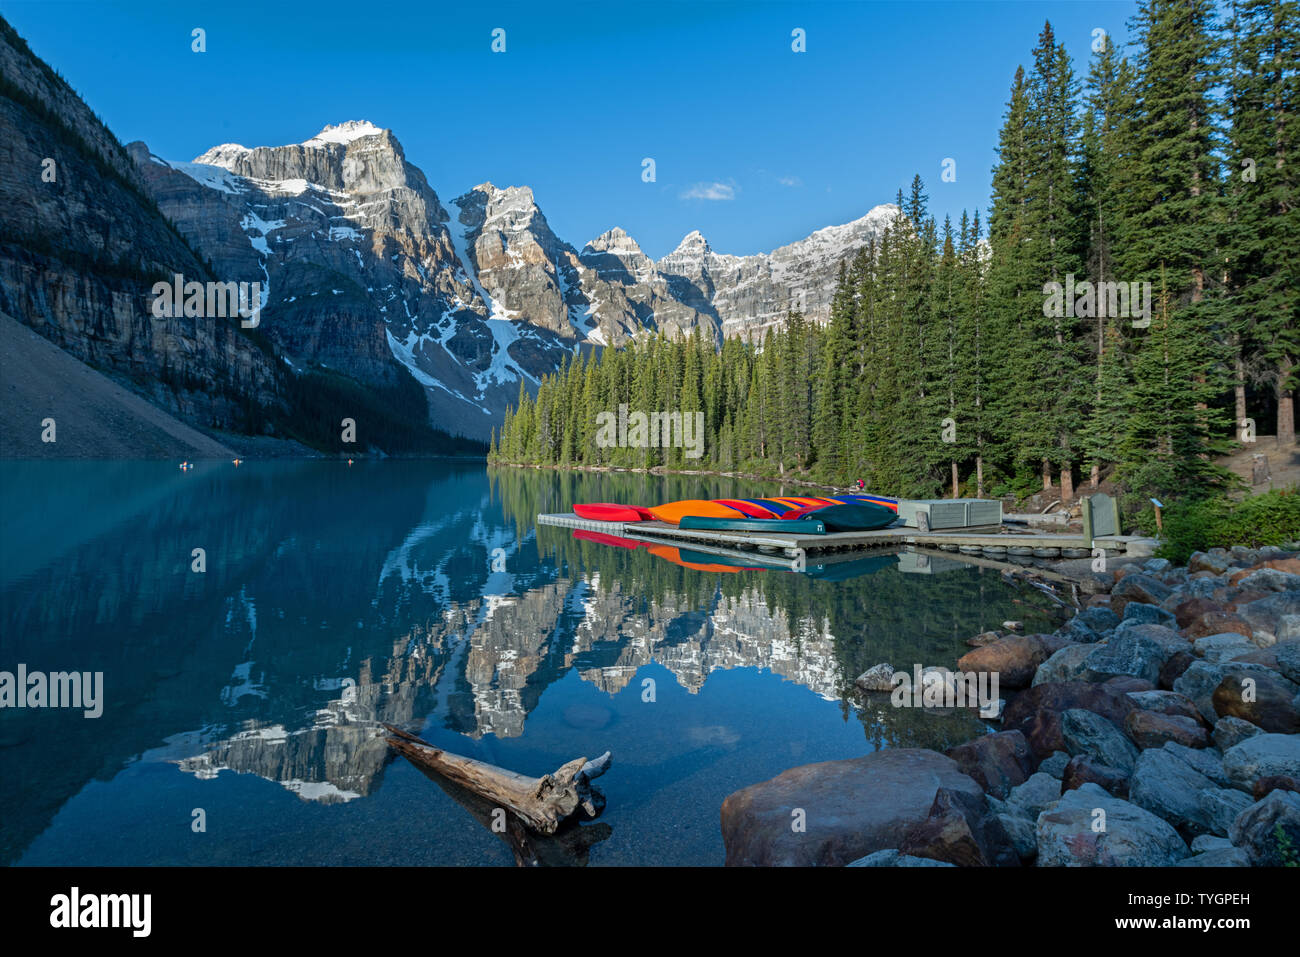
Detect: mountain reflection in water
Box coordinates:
(0, 461, 1061, 865)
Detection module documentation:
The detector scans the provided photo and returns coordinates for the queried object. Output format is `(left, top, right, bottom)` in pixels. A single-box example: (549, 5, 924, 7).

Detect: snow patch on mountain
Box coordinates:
(304, 120, 384, 146)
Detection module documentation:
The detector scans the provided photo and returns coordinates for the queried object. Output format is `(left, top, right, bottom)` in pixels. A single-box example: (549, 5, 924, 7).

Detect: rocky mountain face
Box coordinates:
(133, 119, 894, 439)
(129, 124, 576, 439)
(0, 20, 283, 434)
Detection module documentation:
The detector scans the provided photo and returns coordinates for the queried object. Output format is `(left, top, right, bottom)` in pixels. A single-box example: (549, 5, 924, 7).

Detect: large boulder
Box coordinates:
(1077, 605, 1121, 634)
(1189, 550, 1232, 575)
(1126, 690, 1205, 724)
(1124, 710, 1209, 750)
(957, 635, 1064, 689)
(854, 663, 895, 692)
(1173, 661, 1285, 724)
(1110, 573, 1173, 615)
(1123, 602, 1176, 627)
(1038, 751, 1071, 778)
(1005, 772, 1065, 819)
(1182, 612, 1253, 641)
(1222, 734, 1300, 793)
(1211, 670, 1300, 733)
(1128, 747, 1214, 832)
(945, 730, 1036, 799)
(719, 748, 984, 866)
(1228, 557, 1300, 585)
(1198, 787, 1254, 837)
(1003, 682, 1136, 759)
(1084, 623, 1184, 685)
(846, 849, 954, 867)
(1173, 596, 1225, 629)
(1235, 593, 1300, 647)
(1036, 783, 1189, 866)
(1158, 651, 1196, 690)
(1192, 632, 1256, 662)
(1211, 716, 1263, 752)
(1228, 789, 1300, 866)
(1062, 754, 1130, 796)
(1176, 847, 1250, 866)
(1033, 644, 1093, 686)
(898, 786, 1020, 867)
(1269, 639, 1300, 683)
(1164, 742, 1231, 787)
(1061, 709, 1140, 773)
(1235, 568, 1300, 594)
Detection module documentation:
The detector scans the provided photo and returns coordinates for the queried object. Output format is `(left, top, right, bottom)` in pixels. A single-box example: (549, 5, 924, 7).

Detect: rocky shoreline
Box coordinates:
(720, 544, 1300, 866)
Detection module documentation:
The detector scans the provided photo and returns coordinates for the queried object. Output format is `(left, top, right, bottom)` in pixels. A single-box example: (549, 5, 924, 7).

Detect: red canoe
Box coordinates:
(572, 503, 655, 522)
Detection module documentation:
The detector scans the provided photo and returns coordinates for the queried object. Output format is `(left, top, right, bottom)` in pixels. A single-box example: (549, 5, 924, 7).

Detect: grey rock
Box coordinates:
(1223, 733, 1300, 793)
(1006, 772, 1064, 819)
(1198, 787, 1254, 837)
(1174, 661, 1282, 723)
(1078, 605, 1120, 634)
(1126, 690, 1203, 723)
(1193, 632, 1255, 662)
(719, 748, 984, 866)
(1123, 602, 1176, 627)
(1033, 644, 1093, 686)
(1129, 747, 1214, 831)
(1035, 783, 1188, 866)
(1212, 716, 1264, 752)
(1237, 568, 1300, 594)
(1190, 834, 1233, 853)
(1233, 591, 1300, 644)
(1162, 742, 1231, 787)
(1112, 573, 1173, 606)
(1143, 558, 1173, 575)
(1084, 626, 1179, 686)
(1061, 709, 1139, 774)
(1189, 551, 1232, 575)
(1228, 789, 1300, 866)
(846, 849, 955, 867)
(1038, 751, 1072, 779)
(854, 663, 895, 693)
(997, 813, 1038, 862)
(1274, 638, 1300, 683)
(1176, 847, 1250, 866)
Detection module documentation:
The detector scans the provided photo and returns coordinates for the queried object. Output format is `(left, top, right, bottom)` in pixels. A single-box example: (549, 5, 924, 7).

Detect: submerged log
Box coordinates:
(383, 723, 611, 835)
(406, 756, 613, 866)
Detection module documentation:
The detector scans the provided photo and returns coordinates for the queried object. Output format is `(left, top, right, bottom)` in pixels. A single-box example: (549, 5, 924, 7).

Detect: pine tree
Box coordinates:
(1225, 0, 1300, 445)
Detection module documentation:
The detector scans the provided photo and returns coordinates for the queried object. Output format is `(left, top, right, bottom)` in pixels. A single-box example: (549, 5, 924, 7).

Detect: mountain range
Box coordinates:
(1, 18, 895, 448)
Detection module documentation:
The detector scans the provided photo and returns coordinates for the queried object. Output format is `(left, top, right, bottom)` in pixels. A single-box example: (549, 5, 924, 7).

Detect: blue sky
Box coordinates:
(5, 0, 1137, 259)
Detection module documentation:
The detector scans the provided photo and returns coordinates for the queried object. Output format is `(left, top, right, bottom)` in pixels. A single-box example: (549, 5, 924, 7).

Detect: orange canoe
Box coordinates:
(646, 499, 745, 525)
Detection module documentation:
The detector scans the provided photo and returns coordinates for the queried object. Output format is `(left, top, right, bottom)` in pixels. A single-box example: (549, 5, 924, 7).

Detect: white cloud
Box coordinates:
(680, 181, 737, 201)
(777, 175, 802, 187)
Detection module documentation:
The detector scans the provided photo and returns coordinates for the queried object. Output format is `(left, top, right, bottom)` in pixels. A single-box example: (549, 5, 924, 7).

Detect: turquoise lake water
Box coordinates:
(0, 460, 1061, 866)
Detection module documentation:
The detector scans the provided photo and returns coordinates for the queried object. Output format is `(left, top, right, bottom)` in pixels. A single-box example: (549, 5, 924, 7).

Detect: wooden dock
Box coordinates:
(536, 512, 1155, 571)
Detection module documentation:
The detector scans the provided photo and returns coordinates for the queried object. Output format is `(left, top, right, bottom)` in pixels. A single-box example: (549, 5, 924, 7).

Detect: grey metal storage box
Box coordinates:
(895, 499, 1002, 530)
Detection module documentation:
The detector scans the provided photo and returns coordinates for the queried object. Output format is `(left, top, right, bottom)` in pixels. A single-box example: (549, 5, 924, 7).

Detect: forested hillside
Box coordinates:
(491, 0, 1298, 512)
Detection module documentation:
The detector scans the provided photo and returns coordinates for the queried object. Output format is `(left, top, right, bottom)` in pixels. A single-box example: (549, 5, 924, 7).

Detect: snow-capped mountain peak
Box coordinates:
(303, 120, 385, 147)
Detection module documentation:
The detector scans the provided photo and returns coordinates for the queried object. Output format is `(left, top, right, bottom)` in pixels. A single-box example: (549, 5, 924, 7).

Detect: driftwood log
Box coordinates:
(401, 752, 613, 866)
(384, 724, 611, 835)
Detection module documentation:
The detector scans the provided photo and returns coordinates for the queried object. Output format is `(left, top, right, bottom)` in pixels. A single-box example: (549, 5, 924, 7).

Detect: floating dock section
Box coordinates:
(537, 508, 1154, 573)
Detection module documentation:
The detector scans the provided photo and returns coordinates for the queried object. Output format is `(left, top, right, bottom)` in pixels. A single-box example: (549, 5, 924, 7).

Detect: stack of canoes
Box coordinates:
(572, 494, 899, 534)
